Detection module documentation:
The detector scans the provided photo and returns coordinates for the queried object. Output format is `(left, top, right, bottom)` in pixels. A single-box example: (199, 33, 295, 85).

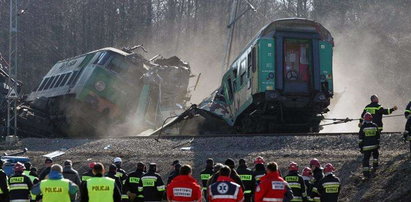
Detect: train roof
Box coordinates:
(256, 18, 334, 43)
(57, 47, 131, 63)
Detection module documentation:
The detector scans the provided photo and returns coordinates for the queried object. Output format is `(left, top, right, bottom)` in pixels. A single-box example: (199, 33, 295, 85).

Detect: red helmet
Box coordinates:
(254, 156, 265, 165)
(89, 162, 96, 169)
(310, 158, 320, 168)
(288, 162, 298, 171)
(14, 162, 25, 172)
(363, 112, 373, 122)
(302, 167, 312, 177)
(324, 163, 335, 173)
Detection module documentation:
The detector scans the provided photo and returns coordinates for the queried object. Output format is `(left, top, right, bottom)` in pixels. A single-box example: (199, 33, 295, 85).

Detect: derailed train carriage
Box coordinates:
(157, 18, 334, 134)
(16, 47, 191, 137)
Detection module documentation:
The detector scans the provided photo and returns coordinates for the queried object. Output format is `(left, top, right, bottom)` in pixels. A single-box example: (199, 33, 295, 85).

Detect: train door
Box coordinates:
(283, 38, 312, 94)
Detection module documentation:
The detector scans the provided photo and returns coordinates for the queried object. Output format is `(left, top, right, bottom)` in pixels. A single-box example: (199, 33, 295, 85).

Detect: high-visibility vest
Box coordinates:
(87, 177, 115, 202)
(24, 171, 38, 200)
(0, 169, 6, 194)
(40, 179, 71, 202)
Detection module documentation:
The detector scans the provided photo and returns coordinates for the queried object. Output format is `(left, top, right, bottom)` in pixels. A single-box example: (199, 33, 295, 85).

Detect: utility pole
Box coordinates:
(7, 0, 19, 137)
(222, 0, 256, 73)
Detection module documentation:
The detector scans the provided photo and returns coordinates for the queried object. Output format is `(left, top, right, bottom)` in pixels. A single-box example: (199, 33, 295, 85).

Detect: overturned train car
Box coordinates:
(156, 18, 334, 135)
(18, 48, 190, 137)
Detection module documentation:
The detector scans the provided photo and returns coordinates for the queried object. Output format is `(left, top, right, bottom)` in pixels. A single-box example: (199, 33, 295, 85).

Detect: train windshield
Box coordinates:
(283, 38, 312, 93)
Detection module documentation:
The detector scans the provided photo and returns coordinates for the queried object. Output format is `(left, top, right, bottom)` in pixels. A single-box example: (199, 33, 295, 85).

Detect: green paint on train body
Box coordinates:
(257, 38, 275, 93)
(319, 41, 333, 94)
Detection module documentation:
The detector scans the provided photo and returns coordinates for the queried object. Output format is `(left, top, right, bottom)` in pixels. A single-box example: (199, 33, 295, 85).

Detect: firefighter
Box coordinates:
(200, 158, 214, 200)
(309, 159, 322, 202)
(167, 165, 202, 202)
(9, 162, 33, 202)
(403, 101, 411, 153)
(254, 162, 293, 202)
(318, 163, 340, 202)
(81, 162, 96, 182)
(113, 157, 128, 184)
(80, 163, 122, 202)
(284, 162, 307, 202)
(0, 160, 9, 202)
(253, 156, 266, 185)
(301, 167, 314, 202)
(106, 164, 124, 199)
(124, 162, 145, 202)
(208, 166, 244, 202)
(138, 163, 165, 202)
(32, 164, 79, 202)
(236, 159, 255, 202)
(24, 164, 39, 202)
(360, 94, 398, 131)
(167, 161, 181, 185)
(359, 112, 380, 178)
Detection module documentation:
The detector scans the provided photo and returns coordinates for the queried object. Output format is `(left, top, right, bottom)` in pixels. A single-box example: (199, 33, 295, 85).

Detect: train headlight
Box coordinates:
(95, 81, 106, 92)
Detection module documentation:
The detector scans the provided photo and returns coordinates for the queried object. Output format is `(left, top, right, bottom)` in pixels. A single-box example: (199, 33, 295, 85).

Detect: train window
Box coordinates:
(227, 78, 234, 101)
(94, 52, 112, 65)
(67, 71, 79, 86)
(38, 77, 50, 91)
(59, 73, 71, 87)
(251, 47, 257, 73)
(49, 75, 60, 89)
(54, 74, 65, 88)
(284, 39, 312, 82)
(43, 76, 56, 90)
(79, 53, 95, 69)
(240, 59, 246, 86)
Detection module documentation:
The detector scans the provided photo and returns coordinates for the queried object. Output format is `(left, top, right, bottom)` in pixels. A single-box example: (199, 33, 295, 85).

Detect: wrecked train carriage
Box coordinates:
(20, 47, 191, 137)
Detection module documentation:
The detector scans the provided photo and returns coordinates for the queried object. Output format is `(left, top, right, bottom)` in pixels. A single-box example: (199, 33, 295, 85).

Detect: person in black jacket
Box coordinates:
(236, 159, 255, 202)
(124, 162, 145, 202)
(318, 163, 340, 202)
(404, 101, 411, 153)
(81, 162, 96, 183)
(39, 158, 53, 181)
(107, 164, 124, 193)
(0, 160, 9, 202)
(309, 158, 323, 201)
(360, 94, 397, 131)
(113, 157, 128, 185)
(63, 160, 81, 186)
(207, 158, 245, 191)
(138, 163, 165, 202)
(359, 112, 381, 178)
(301, 167, 315, 202)
(9, 162, 33, 201)
(200, 158, 214, 200)
(167, 162, 181, 185)
(284, 162, 307, 202)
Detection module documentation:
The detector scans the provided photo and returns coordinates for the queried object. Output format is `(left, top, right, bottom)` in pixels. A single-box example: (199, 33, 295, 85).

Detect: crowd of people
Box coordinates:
(0, 155, 340, 202)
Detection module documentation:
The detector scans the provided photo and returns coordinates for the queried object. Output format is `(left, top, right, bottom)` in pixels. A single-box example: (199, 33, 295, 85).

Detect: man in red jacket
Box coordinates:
(208, 166, 244, 202)
(167, 165, 202, 202)
(254, 162, 294, 202)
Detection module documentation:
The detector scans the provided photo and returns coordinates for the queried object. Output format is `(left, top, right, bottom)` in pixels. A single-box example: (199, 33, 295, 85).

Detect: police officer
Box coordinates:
(139, 163, 165, 202)
(318, 163, 340, 202)
(301, 167, 314, 202)
(124, 162, 145, 202)
(208, 166, 244, 202)
(32, 164, 78, 202)
(309, 159, 322, 202)
(284, 162, 307, 202)
(80, 163, 121, 202)
(81, 162, 96, 183)
(360, 95, 398, 131)
(113, 157, 128, 185)
(0, 160, 9, 201)
(236, 159, 255, 202)
(254, 162, 293, 202)
(253, 157, 266, 185)
(167, 165, 202, 202)
(403, 101, 411, 153)
(9, 162, 33, 202)
(200, 158, 214, 199)
(359, 112, 380, 178)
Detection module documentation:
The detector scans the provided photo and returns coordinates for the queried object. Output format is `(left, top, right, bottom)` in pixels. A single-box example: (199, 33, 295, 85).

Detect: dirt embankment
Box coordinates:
(0, 134, 410, 201)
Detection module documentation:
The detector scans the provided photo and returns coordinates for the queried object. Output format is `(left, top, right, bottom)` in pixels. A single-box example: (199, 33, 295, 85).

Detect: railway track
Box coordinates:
(126, 131, 402, 139)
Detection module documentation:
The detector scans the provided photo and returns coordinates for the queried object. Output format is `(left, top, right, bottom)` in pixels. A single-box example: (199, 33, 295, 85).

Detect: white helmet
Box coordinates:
(113, 157, 122, 163)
